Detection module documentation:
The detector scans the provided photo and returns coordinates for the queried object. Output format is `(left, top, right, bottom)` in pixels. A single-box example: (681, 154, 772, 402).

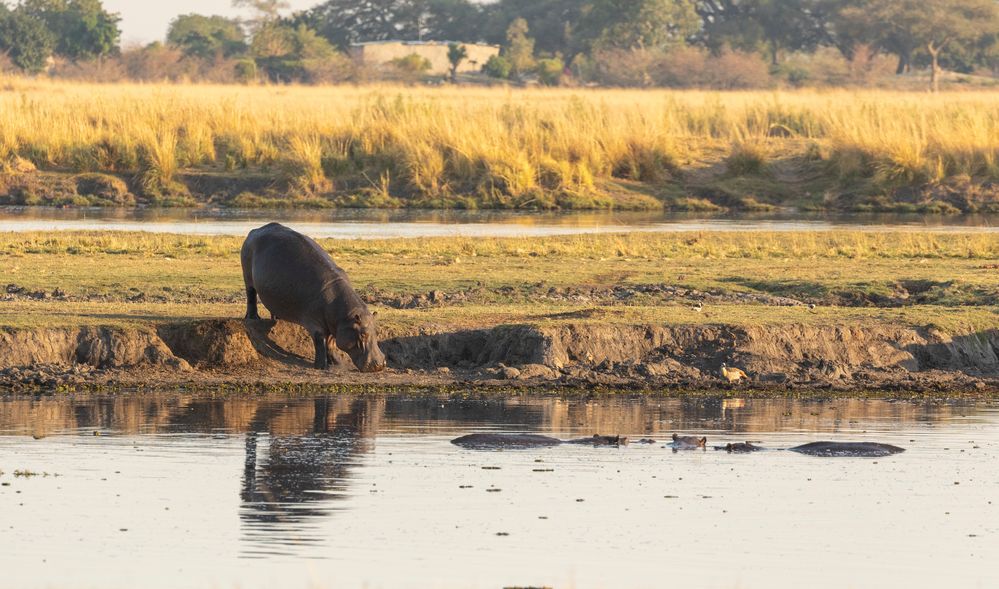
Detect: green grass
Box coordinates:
(0, 230, 995, 334)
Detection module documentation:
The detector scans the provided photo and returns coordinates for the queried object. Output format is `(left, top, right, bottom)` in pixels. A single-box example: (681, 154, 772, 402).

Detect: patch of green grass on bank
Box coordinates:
(0, 230, 995, 334)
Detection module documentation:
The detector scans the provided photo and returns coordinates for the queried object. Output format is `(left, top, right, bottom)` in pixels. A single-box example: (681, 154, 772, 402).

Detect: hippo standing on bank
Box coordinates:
(241, 223, 386, 372)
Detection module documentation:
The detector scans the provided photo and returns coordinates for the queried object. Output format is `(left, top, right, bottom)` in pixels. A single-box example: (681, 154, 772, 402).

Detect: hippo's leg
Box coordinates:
(325, 336, 345, 366)
(244, 287, 260, 320)
(312, 332, 329, 370)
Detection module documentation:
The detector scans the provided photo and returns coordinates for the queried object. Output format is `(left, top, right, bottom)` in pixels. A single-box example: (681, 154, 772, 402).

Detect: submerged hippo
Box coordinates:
(451, 433, 628, 449)
(714, 442, 763, 453)
(789, 441, 905, 457)
(670, 434, 707, 450)
(241, 223, 386, 372)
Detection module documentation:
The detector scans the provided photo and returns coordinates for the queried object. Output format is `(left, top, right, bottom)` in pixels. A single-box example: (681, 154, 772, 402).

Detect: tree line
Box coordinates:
(2, 0, 998, 90)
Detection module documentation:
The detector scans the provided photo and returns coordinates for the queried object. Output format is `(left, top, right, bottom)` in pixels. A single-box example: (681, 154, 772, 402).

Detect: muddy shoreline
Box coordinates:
(1, 318, 997, 396)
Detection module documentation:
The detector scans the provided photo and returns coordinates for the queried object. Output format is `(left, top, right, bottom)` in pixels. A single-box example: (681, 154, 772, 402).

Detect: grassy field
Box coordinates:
(2, 79, 999, 211)
(1, 230, 996, 334)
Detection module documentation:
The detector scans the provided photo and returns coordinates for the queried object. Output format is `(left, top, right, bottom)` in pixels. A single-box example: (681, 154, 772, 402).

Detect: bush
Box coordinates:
(535, 57, 564, 86)
(583, 46, 772, 89)
(483, 55, 512, 79)
(234, 59, 257, 83)
(390, 53, 432, 74)
(74, 173, 133, 205)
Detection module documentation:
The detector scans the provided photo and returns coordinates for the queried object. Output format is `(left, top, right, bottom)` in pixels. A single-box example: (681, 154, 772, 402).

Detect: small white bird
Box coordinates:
(692, 301, 704, 313)
(721, 362, 748, 383)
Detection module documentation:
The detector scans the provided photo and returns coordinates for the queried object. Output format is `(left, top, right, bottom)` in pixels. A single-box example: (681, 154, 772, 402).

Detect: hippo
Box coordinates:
(451, 433, 627, 449)
(670, 434, 707, 450)
(565, 434, 628, 446)
(789, 441, 905, 457)
(241, 223, 386, 372)
(714, 442, 762, 453)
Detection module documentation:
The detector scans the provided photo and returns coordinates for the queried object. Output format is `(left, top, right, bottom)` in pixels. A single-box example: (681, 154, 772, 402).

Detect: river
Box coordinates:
(1, 393, 996, 588)
(1, 207, 997, 238)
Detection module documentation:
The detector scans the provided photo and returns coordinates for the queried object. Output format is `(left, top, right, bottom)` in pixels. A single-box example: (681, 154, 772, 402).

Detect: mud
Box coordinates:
(1, 318, 998, 394)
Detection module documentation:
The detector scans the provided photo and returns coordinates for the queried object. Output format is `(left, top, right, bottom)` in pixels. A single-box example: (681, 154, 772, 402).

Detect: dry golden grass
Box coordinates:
(3, 78, 999, 208)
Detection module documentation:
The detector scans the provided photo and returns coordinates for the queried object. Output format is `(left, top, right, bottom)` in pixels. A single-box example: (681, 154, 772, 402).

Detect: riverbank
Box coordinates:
(3, 82, 999, 212)
(1, 230, 996, 394)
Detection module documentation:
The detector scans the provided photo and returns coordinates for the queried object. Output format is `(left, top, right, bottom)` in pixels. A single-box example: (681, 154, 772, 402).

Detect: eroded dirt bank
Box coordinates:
(2, 318, 997, 394)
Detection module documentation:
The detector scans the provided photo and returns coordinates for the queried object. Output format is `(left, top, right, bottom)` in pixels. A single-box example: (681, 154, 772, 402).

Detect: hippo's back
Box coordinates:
(241, 223, 341, 327)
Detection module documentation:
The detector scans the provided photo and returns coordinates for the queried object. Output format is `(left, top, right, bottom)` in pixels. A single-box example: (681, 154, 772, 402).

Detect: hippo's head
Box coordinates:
(336, 310, 386, 373)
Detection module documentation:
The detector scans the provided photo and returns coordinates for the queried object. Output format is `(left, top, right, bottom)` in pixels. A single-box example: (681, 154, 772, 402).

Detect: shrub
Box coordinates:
(74, 173, 133, 205)
(234, 59, 257, 83)
(483, 55, 512, 79)
(535, 57, 565, 86)
(390, 54, 432, 74)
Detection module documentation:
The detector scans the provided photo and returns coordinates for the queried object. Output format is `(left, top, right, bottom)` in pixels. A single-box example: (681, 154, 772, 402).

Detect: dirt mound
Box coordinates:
(1, 320, 997, 391)
(0, 327, 188, 370)
(159, 320, 258, 368)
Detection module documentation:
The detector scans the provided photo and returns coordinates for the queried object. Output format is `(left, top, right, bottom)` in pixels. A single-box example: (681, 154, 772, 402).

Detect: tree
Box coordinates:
(505, 17, 535, 79)
(0, 8, 55, 72)
(299, 0, 482, 50)
(20, 0, 120, 61)
(480, 0, 584, 57)
(251, 23, 341, 82)
(167, 14, 247, 60)
(851, 0, 998, 90)
(233, 0, 290, 30)
(579, 0, 699, 53)
(446, 42, 466, 81)
(695, 0, 827, 65)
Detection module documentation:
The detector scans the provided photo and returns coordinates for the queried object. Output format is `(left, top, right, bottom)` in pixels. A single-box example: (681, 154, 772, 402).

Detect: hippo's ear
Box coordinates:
(699, 437, 707, 445)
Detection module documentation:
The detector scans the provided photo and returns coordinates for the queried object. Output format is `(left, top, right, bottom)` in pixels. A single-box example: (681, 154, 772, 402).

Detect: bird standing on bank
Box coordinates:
(721, 362, 748, 383)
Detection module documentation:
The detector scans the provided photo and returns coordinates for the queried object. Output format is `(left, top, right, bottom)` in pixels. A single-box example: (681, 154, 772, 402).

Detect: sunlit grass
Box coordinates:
(3, 78, 999, 207)
(0, 230, 994, 333)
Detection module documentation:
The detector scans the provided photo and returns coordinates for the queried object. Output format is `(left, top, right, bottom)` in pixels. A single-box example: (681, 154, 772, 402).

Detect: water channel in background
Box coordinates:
(0, 207, 997, 238)
(0, 393, 996, 588)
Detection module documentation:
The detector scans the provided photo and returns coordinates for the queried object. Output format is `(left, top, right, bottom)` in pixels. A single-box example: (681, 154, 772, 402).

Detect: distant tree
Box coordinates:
(446, 42, 466, 81)
(299, 0, 482, 49)
(0, 8, 55, 72)
(480, 0, 583, 57)
(846, 0, 998, 90)
(20, 0, 120, 61)
(251, 23, 340, 82)
(579, 0, 699, 53)
(696, 0, 826, 65)
(233, 0, 289, 30)
(167, 14, 247, 60)
(505, 17, 535, 79)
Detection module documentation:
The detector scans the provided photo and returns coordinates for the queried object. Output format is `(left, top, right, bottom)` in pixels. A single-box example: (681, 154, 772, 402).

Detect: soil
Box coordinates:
(1, 318, 997, 396)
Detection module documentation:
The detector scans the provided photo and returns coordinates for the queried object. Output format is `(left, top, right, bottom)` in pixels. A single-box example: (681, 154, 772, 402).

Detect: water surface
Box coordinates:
(1, 207, 996, 238)
(0, 394, 996, 588)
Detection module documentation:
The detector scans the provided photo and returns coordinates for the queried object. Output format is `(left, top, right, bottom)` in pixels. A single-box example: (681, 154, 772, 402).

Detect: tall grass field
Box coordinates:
(2, 78, 999, 211)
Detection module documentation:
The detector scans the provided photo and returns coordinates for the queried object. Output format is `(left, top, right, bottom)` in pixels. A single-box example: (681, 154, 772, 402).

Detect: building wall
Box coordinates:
(351, 42, 500, 75)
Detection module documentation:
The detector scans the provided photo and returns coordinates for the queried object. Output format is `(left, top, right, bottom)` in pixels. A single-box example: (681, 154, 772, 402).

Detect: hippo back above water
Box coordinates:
(789, 441, 905, 457)
(241, 223, 386, 372)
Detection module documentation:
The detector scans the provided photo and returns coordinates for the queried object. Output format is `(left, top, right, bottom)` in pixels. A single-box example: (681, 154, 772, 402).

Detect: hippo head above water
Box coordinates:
(335, 310, 386, 373)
